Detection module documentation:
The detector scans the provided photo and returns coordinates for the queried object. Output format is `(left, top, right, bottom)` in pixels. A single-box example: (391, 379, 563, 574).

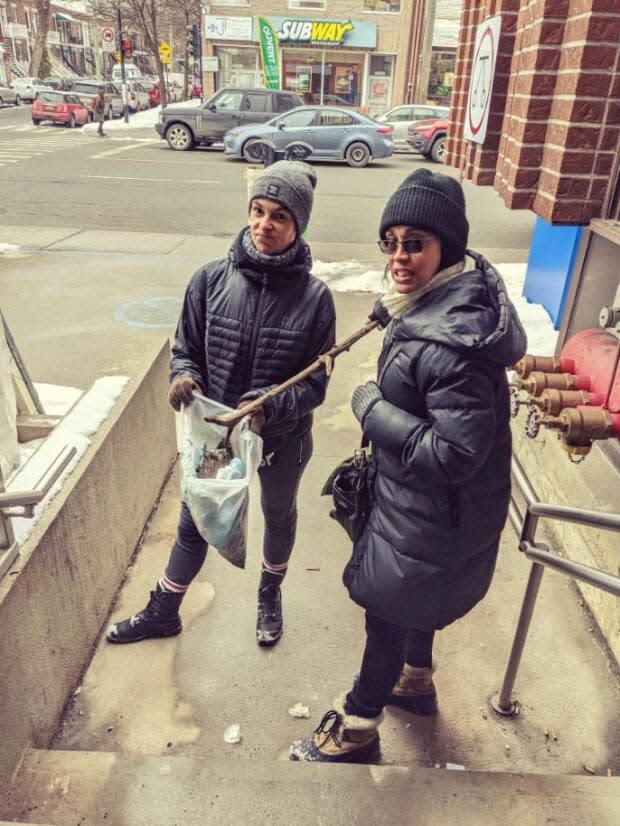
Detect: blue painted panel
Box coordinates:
(523, 217, 584, 330)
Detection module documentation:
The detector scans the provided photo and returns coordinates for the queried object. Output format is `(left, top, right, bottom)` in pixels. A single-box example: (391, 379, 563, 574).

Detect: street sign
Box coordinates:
(202, 56, 218, 72)
(160, 55, 171, 65)
(101, 26, 115, 53)
(463, 14, 502, 145)
(159, 41, 171, 57)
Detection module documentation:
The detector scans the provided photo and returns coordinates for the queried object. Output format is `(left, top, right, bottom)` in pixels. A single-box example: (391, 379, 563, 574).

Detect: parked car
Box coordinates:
(156, 87, 303, 151)
(11, 77, 50, 103)
(168, 80, 183, 103)
(377, 104, 448, 149)
(0, 83, 19, 107)
(224, 106, 394, 168)
(45, 77, 75, 91)
(31, 90, 90, 127)
(407, 117, 448, 163)
(127, 81, 150, 112)
(68, 80, 123, 119)
(146, 83, 161, 108)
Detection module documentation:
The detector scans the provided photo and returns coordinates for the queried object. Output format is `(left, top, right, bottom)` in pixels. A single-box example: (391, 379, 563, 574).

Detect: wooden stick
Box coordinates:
(203, 319, 380, 428)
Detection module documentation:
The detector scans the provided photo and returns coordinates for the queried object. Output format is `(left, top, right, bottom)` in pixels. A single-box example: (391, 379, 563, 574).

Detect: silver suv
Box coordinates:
(155, 87, 303, 151)
(69, 81, 124, 119)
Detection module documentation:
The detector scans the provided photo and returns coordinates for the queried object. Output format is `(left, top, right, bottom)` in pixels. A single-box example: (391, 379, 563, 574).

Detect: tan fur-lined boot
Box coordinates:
(388, 662, 438, 715)
(289, 693, 382, 764)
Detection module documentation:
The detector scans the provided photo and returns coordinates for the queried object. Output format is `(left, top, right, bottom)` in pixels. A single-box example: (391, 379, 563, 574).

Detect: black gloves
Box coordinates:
(351, 381, 383, 425)
(168, 376, 202, 411)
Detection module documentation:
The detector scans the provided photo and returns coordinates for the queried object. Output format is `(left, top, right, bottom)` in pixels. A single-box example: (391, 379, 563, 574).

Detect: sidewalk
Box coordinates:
(51, 292, 619, 777)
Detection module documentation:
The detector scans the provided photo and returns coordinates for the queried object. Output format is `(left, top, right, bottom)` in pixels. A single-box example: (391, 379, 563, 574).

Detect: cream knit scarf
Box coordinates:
(380, 259, 466, 319)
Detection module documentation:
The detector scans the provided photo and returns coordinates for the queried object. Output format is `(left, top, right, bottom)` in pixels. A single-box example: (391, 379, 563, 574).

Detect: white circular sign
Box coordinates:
(101, 27, 115, 45)
(468, 26, 494, 137)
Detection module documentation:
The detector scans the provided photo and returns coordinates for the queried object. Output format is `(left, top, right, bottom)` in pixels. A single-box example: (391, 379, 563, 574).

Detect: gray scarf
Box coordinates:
(241, 227, 300, 270)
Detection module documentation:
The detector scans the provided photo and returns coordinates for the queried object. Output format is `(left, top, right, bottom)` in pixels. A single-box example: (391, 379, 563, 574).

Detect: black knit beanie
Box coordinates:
(379, 168, 469, 270)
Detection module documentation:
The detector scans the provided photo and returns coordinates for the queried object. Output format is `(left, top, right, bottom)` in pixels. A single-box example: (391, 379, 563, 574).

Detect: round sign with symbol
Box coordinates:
(464, 15, 502, 145)
(101, 26, 116, 52)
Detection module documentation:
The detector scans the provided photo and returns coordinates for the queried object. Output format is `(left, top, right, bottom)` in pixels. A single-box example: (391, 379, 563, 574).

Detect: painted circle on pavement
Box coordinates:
(114, 297, 182, 329)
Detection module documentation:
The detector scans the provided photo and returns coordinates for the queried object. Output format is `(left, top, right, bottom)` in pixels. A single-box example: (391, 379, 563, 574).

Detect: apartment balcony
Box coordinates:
(6, 23, 28, 39)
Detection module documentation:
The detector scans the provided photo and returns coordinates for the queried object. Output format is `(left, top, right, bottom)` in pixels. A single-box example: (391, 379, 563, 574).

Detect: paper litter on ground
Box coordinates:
(223, 724, 242, 744)
(8, 376, 128, 544)
(288, 703, 311, 719)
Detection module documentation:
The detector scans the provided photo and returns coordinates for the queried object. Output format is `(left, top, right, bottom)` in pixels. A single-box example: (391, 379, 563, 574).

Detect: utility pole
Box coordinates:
(416, 0, 437, 103)
(117, 5, 129, 123)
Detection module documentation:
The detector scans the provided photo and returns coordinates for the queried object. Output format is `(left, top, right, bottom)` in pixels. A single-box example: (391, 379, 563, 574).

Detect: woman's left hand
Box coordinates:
(351, 381, 383, 425)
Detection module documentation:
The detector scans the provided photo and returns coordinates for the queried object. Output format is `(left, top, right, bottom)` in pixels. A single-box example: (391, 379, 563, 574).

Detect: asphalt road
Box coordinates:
(0, 101, 534, 257)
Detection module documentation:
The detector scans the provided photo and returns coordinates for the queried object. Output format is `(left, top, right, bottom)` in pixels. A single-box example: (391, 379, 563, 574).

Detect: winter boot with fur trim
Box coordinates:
(388, 662, 437, 715)
(289, 693, 382, 763)
(106, 584, 183, 644)
(256, 568, 284, 646)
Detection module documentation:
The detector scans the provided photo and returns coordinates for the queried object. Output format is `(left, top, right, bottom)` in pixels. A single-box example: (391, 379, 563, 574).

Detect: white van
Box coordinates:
(112, 63, 143, 81)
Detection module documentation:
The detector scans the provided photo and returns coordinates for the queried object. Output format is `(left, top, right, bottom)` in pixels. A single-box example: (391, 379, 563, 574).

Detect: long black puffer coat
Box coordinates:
(343, 251, 527, 631)
(170, 230, 336, 451)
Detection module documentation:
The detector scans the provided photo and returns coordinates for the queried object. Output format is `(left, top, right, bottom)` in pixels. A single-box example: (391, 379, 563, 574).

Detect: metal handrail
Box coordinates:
(492, 454, 620, 716)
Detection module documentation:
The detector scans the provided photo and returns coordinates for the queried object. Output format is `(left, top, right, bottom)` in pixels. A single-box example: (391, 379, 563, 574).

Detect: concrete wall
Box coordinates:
(0, 341, 177, 800)
(512, 424, 620, 665)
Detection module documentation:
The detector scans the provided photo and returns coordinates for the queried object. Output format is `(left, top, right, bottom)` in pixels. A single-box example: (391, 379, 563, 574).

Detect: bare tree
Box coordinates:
(30, 0, 52, 77)
(89, 0, 171, 107)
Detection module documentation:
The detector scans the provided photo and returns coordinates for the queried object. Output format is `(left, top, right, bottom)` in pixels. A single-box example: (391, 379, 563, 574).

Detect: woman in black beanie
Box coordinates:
(290, 168, 527, 764)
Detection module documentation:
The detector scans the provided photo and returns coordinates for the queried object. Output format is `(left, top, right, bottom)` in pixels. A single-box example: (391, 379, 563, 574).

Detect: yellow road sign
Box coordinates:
(159, 41, 171, 57)
(160, 55, 171, 64)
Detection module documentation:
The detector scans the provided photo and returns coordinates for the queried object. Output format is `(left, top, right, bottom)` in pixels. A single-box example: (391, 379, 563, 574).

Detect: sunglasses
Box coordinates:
(377, 237, 433, 255)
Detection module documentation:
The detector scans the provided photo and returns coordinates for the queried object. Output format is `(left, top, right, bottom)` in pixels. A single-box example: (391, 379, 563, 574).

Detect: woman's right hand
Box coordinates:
(168, 376, 201, 411)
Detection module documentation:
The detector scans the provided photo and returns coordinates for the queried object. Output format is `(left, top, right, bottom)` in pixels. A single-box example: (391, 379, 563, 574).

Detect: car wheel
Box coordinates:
(345, 141, 371, 168)
(32, 117, 41, 126)
(430, 136, 446, 164)
(242, 138, 269, 163)
(166, 123, 194, 151)
(68, 114, 76, 129)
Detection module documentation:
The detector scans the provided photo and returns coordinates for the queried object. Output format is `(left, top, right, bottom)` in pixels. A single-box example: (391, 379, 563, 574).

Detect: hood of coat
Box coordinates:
(393, 250, 527, 366)
(229, 228, 312, 291)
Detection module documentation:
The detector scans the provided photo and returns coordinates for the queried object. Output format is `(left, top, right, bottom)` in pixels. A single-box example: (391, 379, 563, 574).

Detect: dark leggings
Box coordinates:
(345, 612, 435, 719)
(165, 432, 313, 585)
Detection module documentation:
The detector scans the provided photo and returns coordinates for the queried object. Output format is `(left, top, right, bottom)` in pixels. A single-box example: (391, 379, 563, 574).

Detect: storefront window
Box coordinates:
(363, 0, 400, 12)
(216, 46, 259, 89)
(282, 49, 322, 103)
(323, 51, 364, 107)
(427, 48, 455, 105)
(288, 0, 326, 10)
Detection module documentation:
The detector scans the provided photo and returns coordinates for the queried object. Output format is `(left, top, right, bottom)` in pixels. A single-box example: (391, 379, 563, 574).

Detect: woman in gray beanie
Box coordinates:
(290, 167, 527, 764)
(107, 161, 336, 648)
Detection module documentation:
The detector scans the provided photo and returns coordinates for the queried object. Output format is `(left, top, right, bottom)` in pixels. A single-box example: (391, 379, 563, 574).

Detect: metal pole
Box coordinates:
(117, 6, 128, 123)
(523, 541, 620, 597)
(491, 561, 546, 716)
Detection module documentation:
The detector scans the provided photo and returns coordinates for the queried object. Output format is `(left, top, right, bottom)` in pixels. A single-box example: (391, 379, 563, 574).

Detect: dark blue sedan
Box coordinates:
(224, 106, 394, 168)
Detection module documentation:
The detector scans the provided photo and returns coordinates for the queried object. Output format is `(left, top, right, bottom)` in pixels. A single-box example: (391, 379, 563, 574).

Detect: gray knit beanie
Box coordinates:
(249, 160, 317, 235)
(380, 168, 469, 269)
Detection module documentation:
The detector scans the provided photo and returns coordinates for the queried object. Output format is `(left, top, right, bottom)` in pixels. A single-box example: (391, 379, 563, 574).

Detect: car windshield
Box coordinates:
(38, 92, 64, 103)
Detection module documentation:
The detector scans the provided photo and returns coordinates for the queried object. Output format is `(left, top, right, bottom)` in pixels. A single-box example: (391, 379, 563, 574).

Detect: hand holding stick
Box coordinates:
(203, 319, 380, 429)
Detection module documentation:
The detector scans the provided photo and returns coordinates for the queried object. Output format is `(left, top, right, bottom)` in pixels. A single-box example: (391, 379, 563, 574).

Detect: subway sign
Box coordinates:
(277, 19, 354, 45)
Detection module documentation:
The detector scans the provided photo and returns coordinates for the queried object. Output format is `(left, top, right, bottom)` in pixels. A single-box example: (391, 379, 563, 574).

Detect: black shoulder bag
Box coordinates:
(321, 436, 374, 543)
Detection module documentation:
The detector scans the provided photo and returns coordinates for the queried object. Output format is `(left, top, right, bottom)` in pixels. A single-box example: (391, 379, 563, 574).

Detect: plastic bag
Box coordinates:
(180, 393, 263, 568)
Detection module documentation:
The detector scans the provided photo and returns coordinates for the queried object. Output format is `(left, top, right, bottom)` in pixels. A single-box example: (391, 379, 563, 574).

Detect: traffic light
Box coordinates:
(186, 23, 200, 59)
(121, 37, 132, 59)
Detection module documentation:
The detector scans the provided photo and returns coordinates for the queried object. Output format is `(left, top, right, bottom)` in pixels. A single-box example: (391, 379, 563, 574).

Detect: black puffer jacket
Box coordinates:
(171, 230, 336, 451)
(343, 251, 527, 631)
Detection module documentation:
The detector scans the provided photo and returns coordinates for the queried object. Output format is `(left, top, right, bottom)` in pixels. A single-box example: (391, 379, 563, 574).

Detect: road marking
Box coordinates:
(100, 156, 223, 166)
(89, 142, 149, 159)
(82, 174, 220, 183)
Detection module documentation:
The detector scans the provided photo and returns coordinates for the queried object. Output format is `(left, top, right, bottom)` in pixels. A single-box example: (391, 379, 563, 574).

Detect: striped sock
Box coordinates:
(159, 576, 189, 595)
(262, 559, 288, 578)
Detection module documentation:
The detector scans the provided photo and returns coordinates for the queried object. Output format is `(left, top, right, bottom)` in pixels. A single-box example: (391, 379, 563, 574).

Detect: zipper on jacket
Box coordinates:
(243, 274, 267, 392)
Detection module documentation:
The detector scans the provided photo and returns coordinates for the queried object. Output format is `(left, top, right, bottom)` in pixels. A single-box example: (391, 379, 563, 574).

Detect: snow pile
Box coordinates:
(83, 99, 199, 134)
(313, 258, 558, 357)
(0, 243, 20, 254)
(8, 377, 128, 544)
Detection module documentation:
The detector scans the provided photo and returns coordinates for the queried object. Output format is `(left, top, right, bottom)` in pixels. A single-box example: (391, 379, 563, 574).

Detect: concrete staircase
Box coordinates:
(4, 748, 620, 825)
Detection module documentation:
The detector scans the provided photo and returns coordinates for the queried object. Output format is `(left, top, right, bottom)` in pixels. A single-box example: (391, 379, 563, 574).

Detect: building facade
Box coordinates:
(201, 0, 426, 117)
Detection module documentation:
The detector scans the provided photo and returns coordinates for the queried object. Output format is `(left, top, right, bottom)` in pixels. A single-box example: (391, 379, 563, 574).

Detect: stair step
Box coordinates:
(3, 749, 619, 826)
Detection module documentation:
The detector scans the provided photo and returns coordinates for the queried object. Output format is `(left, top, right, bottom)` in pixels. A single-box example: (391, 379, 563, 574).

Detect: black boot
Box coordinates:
(106, 583, 183, 644)
(256, 569, 283, 646)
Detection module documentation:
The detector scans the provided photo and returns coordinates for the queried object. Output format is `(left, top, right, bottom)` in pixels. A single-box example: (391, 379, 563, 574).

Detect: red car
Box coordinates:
(406, 117, 448, 163)
(32, 90, 90, 127)
(147, 84, 161, 107)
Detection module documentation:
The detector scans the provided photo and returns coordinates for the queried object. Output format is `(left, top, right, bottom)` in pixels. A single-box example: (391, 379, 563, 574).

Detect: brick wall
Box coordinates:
(446, 0, 620, 224)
